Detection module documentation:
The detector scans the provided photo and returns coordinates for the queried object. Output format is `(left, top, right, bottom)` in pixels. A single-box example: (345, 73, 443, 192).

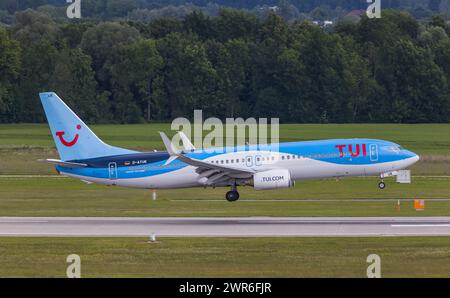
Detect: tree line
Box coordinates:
(1, 8, 450, 123)
(2, 1, 449, 24)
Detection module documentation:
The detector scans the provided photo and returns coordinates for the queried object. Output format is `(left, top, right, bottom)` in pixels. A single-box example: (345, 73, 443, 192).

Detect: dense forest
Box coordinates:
(1, 5, 450, 123)
(1, 0, 450, 22)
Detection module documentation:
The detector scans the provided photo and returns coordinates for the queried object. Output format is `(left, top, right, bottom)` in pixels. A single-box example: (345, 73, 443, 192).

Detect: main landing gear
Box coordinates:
(225, 183, 240, 202)
(378, 180, 386, 190)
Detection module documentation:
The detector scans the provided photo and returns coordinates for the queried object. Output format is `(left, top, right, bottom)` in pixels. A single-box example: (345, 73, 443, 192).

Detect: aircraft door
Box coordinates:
(369, 144, 378, 162)
(255, 155, 262, 166)
(245, 155, 253, 167)
(108, 162, 118, 179)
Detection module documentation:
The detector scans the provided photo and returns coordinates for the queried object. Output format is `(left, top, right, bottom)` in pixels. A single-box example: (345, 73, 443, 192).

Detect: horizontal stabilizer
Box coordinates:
(38, 159, 87, 168)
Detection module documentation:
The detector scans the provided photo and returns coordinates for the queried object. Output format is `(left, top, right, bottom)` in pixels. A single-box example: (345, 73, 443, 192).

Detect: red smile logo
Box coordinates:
(56, 124, 81, 147)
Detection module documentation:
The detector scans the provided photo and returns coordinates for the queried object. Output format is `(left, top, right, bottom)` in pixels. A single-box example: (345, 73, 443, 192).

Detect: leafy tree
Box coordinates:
(106, 0, 140, 18)
(277, 0, 300, 22)
(0, 27, 21, 122)
(13, 9, 59, 45)
(434, 39, 450, 77)
(1, 6, 450, 124)
(430, 15, 450, 36)
(48, 48, 105, 123)
(156, 33, 219, 119)
(139, 18, 184, 39)
(80, 22, 140, 89)
(15, 40, 58, 122)
(374, 40, 449, 122)
(213, 8, 259, 42)
(184, 10, 215, 40)
(111, 39, 164, 122)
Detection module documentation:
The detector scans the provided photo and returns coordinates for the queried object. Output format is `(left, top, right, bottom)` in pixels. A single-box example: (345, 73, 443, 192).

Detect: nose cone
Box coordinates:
(404, 150, 420, 167)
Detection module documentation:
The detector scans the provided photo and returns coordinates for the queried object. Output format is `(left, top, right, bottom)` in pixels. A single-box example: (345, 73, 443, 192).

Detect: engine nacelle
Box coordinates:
(253, 169, 294, 190)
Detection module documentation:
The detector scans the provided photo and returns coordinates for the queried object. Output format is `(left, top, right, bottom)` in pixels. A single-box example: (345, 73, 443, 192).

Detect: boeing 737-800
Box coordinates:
(39, 92, 419, 201)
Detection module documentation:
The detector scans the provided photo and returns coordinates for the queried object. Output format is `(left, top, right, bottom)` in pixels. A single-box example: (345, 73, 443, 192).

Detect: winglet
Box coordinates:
(178, 131, 196, 151)
(159, 132, 181, 165)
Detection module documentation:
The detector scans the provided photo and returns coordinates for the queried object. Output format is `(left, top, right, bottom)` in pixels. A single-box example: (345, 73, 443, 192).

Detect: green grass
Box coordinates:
(1, 123, 449, 175)
(0, 176, 449, 217)
(0, 237, 449, 277)
(1, 123, 450, 153)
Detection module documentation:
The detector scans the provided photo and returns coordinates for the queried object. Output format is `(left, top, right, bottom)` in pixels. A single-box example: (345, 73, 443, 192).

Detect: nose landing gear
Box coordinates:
(378, 180, 386, 189)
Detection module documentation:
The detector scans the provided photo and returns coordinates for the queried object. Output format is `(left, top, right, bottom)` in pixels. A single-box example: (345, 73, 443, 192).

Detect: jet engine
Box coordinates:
(252, 169, 294, 190)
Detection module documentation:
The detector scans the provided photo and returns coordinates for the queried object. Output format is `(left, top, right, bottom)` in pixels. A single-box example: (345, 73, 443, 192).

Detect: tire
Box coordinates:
(225, 190, 240, 202)
(378, 181, 386, 189)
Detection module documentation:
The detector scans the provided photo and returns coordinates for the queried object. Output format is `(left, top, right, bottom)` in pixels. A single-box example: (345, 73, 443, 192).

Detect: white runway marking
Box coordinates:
(392, 224, 450, 227)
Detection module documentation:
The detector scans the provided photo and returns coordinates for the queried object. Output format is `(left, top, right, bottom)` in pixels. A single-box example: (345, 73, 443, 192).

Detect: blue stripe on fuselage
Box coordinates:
(57, 138, 410, 179)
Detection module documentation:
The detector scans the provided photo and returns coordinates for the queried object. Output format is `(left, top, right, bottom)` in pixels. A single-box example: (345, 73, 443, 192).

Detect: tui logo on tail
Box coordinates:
(56, 124, 81, 147)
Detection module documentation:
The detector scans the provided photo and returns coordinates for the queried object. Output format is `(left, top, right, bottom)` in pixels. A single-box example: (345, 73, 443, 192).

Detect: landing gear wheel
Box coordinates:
(226, 190, 240, 202)
(378, 181, 386, 189)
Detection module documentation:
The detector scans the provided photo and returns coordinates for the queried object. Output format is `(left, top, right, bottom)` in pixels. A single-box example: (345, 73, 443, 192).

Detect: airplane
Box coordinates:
(39, 92, 420, 202)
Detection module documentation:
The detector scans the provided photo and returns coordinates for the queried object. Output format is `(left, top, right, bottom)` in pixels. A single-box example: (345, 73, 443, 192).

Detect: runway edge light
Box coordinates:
(148, 233, 157, 243)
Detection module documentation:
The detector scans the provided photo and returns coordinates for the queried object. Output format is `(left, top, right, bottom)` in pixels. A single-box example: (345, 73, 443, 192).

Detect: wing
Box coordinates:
(159, 132, 254, 186)
(178, 154, 254, 185)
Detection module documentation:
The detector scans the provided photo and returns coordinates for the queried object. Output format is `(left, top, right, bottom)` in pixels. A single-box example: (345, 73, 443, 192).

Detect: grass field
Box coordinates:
(0, 123, 449, 175)
(0, 176, 449, 217)
(0, 237, 449, 277)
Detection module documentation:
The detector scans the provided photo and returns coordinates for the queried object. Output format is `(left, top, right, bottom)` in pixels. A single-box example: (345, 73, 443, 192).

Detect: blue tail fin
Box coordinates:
(39, 92, 138, 161)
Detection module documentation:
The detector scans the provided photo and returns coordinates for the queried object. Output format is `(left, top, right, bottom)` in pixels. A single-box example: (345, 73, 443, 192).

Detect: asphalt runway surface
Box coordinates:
(0, 217, 450, 237)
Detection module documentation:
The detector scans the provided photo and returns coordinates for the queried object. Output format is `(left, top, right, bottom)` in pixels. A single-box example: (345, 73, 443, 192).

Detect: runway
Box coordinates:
(0, 217, 450, 237)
